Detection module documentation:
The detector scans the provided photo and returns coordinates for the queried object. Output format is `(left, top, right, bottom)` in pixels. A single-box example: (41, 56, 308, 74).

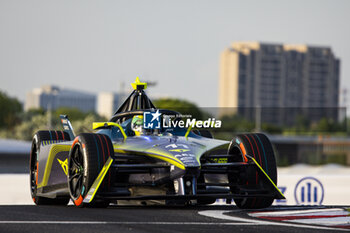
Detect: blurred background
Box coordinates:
(0, 0, 349, 205)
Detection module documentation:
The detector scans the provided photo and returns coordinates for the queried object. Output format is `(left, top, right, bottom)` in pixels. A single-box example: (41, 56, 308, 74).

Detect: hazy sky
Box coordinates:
(0, 0, 349, 107)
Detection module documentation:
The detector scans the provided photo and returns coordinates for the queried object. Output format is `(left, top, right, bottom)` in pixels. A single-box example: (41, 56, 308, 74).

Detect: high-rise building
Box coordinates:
(97, 92, 120, 118)
(219, 42, 340, 124)
(25, 85, 96, 112)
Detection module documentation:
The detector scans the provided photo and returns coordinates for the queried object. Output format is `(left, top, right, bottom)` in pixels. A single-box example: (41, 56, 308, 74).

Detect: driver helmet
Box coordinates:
(131, 115, 144, 136)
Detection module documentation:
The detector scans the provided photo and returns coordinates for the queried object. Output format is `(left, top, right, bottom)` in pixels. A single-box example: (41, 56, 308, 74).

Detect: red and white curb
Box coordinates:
(249, 208, 350, 229)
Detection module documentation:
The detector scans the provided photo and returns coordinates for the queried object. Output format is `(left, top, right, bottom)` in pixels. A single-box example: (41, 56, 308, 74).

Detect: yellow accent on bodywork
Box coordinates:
(142, 152, 185, 170)
(37, 144, 71, 188)
(211, 158, 228, 163)
(113, 146, 185, 170)
(84, 157, 113, 203)
(57, 158, 68, 176)
(92, 122, 127, 140)
(131, 77, 147, 90)
(249, 155, 286, 199)
(169, 149, 190, 153)
(184, 124, 194, 139)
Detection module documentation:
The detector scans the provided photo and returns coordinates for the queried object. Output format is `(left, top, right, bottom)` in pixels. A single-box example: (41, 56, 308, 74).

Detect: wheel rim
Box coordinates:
(68, 145, 85, 199)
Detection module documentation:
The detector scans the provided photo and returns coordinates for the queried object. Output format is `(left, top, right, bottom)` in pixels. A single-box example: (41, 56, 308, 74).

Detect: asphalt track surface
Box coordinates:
(0, 205, 349, 233)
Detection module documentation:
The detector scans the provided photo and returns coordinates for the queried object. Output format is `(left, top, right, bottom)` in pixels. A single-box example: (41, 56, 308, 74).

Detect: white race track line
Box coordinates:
(0, 221, 254, 226)
(286, 217, 350, 226)
(198, 210, 349, 231)
(250, 208, 346, 216)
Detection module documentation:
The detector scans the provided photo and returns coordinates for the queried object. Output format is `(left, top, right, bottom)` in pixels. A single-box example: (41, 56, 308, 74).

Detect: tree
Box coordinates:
(295, 115, 310, 132)
(313, 117, 343, 134)
(153, 98, 204, 119)
(0, 91, 22, 129)
(54, 107, 89, 121)
(219, 114, 255, 133)
(4, 111, 106, 141)
(12, 113, 56, 140)
(72, 113, 107, 135)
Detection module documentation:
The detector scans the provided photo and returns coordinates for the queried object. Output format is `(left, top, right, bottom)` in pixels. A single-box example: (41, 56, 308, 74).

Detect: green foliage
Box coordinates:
(311, 117, 343, 133)
(54, 107, 89, 121)
(26, 108, 45, 116)
(0, 105, 107, 141)
(16, 113, 58, 140)
(217, 112, 346, 138)
(218, 114, 255, 134)
(0, 113, 55, 140)
(21, 108, 45, 121)
(72, 114, 106, 135)
(0, 91, 22, 129)
(295, 115, 311, 132)
(284, 117, 346, 135)
(261, 123, 282, 134)
(154, 98, 204, 119)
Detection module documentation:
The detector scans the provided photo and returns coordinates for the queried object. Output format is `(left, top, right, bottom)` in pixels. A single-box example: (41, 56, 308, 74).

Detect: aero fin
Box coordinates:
(60, 115, 76, 140)
(83, 157, 113, 203)
(246, 155, 286, 199)
(131, 77, 147, 90)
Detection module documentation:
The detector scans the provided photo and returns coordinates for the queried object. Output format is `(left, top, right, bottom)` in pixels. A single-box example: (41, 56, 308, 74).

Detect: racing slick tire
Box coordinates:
(228, 133, 277, 209)
(30, 130, 71, 205)
(68, 133, 113, 208)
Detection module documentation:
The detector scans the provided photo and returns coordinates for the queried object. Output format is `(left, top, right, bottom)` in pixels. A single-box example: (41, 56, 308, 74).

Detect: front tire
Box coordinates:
(229, 133, 277, 209)
(68, 133, 113, 208)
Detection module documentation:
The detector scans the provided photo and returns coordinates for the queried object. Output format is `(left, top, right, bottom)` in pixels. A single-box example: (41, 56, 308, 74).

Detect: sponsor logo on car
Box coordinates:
(57, 158, 68, 176)
(143, 110, 161, 129)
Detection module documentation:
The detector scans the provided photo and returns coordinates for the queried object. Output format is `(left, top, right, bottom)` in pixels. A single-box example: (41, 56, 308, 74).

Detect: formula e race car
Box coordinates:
(29, 78, 285, 208)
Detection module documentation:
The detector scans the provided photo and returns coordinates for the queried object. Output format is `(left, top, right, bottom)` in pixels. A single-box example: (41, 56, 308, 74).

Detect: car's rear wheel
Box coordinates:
(30, 130, 71, 205)
(68, 133, 113, 208)
(228, 133, 277, 209)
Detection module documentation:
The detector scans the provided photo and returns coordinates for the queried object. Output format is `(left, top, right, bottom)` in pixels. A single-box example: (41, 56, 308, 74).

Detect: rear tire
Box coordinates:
(30, 130, 71, 205)
(229, 133, 277, 209)
(68, 133, 113, 208)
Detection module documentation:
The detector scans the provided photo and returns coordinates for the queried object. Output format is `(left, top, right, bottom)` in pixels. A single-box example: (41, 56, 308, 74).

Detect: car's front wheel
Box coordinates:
(228, 133, 277, 209)
(68, 133, 113, 208)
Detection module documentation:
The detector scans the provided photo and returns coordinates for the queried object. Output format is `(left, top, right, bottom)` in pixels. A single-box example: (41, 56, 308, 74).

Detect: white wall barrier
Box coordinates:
(0, 174, 32, 205)
(274, 164, 350, 206)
